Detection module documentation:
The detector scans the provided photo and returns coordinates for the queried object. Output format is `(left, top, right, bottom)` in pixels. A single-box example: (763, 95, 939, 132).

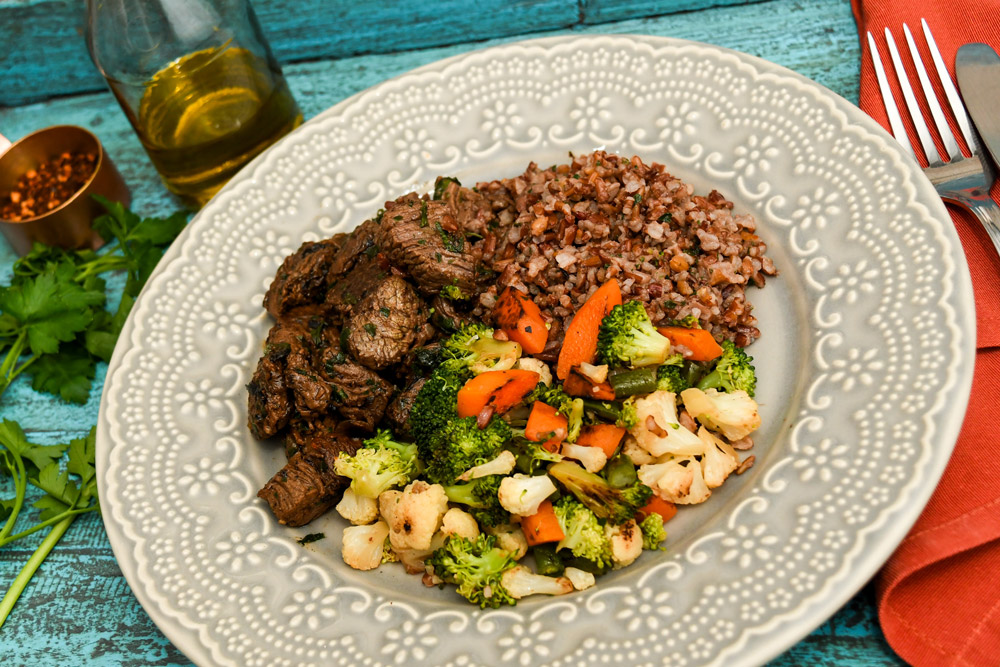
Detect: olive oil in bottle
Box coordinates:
(86, 0, 303, 208)
(114, 45, 302, 207)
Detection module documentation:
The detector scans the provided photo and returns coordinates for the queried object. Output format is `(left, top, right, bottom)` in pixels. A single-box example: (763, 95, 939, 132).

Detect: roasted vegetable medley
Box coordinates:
(333, 279, 760, 607)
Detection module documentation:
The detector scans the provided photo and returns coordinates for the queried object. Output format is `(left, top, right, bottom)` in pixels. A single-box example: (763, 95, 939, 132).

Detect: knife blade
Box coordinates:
(957, 43, 1000, 174)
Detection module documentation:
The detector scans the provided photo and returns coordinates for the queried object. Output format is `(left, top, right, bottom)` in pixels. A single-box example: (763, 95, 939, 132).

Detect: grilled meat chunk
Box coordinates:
(246, 342, 293, 439)
(376, 196, 477, 296)
(322, 351, 393, 430)
(264, 238, 342, 318)
(285, 416, 341, 459)
(325, 254, 386, 318)
(257, 432, 362, 526)
(329, 219, 379, 278)
(434, 177, 496, 237)
(385, 377, 427, 437)
(345, 275, 429, 370)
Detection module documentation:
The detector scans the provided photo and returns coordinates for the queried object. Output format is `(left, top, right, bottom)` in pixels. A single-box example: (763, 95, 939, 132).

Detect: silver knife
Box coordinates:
(957, 43, 1000, 173)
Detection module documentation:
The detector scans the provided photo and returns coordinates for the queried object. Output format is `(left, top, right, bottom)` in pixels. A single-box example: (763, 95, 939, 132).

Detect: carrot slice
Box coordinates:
(562, 371, 616, 401)
(494, 287, 549, 355)
(456, 369, 540, 419)
(556, 279, 622, 380)
(521, 500, 565, 546)
(525, 401, 568, 452)
(656, 326, 724, 362)
(575, 424, 627, 459)
(637, 496, 678, 523)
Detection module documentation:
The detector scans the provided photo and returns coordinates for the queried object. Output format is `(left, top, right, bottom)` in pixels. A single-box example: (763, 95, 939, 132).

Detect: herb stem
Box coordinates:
(0, 504, 98, 546)
(0, 441, 27, 544)
(0, 514, 74, 630)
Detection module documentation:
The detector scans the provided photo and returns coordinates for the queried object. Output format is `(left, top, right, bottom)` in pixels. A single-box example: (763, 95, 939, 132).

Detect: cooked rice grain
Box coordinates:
(470, 151, 777, 347)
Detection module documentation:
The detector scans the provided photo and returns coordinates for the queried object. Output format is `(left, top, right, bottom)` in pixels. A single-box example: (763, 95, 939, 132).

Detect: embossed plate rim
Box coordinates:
(97, 34, 975, 667)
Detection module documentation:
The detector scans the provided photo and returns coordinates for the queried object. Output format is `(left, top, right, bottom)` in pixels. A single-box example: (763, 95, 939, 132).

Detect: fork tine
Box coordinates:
(867, 31, 915, 158)
(922, 18, 976, 150)
(903, 23, 961, 160)
(884, 27, 941, 165)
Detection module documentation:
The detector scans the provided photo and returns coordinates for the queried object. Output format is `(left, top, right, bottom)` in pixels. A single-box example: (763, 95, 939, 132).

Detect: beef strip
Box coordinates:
(345, 275, 429, 370)
(321, 349, 393, 430)
(246, 342, 293, 439)
(428, 295, 474, 333)
(376, 195, 477, 296)
(328, 218, 379, 278)
(435, 177, 496, 237)
(257, 432, 362, 526)
(264, 238, 343, 318)
(285, 415, 340, 459)
(324, 254, 387, 318)
(385, 377, 427, 437)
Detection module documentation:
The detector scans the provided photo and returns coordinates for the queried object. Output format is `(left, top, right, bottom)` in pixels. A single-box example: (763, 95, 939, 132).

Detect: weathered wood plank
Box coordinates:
(1, 0, 769, 107)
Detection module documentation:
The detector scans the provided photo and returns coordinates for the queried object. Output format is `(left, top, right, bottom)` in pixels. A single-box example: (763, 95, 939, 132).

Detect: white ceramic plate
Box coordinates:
(97, 35, 975, 667)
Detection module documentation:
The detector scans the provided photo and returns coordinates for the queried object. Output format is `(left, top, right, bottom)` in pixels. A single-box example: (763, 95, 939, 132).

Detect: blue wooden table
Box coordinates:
(0, 0, 905, 664)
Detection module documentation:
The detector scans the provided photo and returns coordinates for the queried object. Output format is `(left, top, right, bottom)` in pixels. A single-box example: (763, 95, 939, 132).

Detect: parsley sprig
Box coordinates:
(0, 422, 99, 627)
(0, 198, 186, 628)
(0, 196, 186, 402)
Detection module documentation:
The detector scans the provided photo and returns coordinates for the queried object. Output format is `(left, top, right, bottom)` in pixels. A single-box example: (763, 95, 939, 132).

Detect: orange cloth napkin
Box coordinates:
(852, 1, 1000, 665)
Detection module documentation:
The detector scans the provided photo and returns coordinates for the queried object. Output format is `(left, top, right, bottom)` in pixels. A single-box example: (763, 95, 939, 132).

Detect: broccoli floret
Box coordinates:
(597, 301, 673, 369)
(552, 497, 613, 569)
(441, 322, 521, 374)
(549, 460, 653, 525)
(443, 475, 510, 527)
(618, 398, 639, 430)
(696, 340, 757, 397)
(440, 283, 469, 301)
(509, 437, 564, 475)
(581, 398, 639, 429)
(424, 416, 511, 486)
(409, 364, 471, 447)
(426, 534, 517, 608)
(333, 430, 419, 498)
(528, 383, 584, 442)
(670, 314, 700, 328)
(656, 355, 691, 393)
(639, 513, 667, 551)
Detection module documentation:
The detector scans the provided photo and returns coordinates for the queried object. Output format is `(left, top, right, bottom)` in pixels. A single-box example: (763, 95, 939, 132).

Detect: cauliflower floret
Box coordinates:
(637, 456, 712, 505)
(485, 523, 528, 560)
(379, 489, 403, 524)
(563, 566, 596, 591)
(498, 474, 557, 516)
(605, 519, 643, 568)
(622, 435, 655, 466)
(341, 520, 390, 570)
(387, 480, 449, 551)
(697, 427, 740, 488)
(630, 390, 705, 457)
(441, 507, 481, 541)
(457, 450, 517, 481)
(500, 565, 573, 599)
(680, 387, 761, 441)
(517, 357, 553, 386)
(560, 442, 608, 473)
(336, 488, 379, 525)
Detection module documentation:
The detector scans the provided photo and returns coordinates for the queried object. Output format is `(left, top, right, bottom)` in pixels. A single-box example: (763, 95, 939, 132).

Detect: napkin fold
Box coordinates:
(852, 1, 1000, 665)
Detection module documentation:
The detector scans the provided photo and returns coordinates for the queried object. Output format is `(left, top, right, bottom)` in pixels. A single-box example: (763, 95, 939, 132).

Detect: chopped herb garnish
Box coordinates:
(363, 323, 377, 338)
(298, 533, 326, 545)
(419, 200, 429, 228)
(379, 307, 391, 318)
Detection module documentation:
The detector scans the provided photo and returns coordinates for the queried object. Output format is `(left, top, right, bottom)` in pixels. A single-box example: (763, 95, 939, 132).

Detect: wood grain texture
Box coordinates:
(0, 0, 900, 664)
(2, 0, 775, 107)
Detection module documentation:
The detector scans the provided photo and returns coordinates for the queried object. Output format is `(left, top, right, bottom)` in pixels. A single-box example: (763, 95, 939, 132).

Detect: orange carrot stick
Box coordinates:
(637, 495, 678, 523)
(525, 401, 568, 452)
(521, 500, 565, 546)
(493, 287, 549, 355)
(575, 424, 627, 459)
(562, 371, 616, 401)
(656, 326, 724, 362)
(456, 369, 540, 419)
(557, 279, 622, 380)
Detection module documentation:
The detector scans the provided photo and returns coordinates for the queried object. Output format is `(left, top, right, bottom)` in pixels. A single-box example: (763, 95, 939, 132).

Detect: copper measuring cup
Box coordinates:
(0, 126, 131, 256)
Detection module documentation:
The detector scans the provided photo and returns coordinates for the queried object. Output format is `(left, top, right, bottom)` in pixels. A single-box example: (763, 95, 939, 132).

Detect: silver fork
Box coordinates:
(868, 19, 1000, 256)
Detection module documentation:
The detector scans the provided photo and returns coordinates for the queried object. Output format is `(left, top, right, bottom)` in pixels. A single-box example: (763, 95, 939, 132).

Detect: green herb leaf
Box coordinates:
(30, 351, 96, 404)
